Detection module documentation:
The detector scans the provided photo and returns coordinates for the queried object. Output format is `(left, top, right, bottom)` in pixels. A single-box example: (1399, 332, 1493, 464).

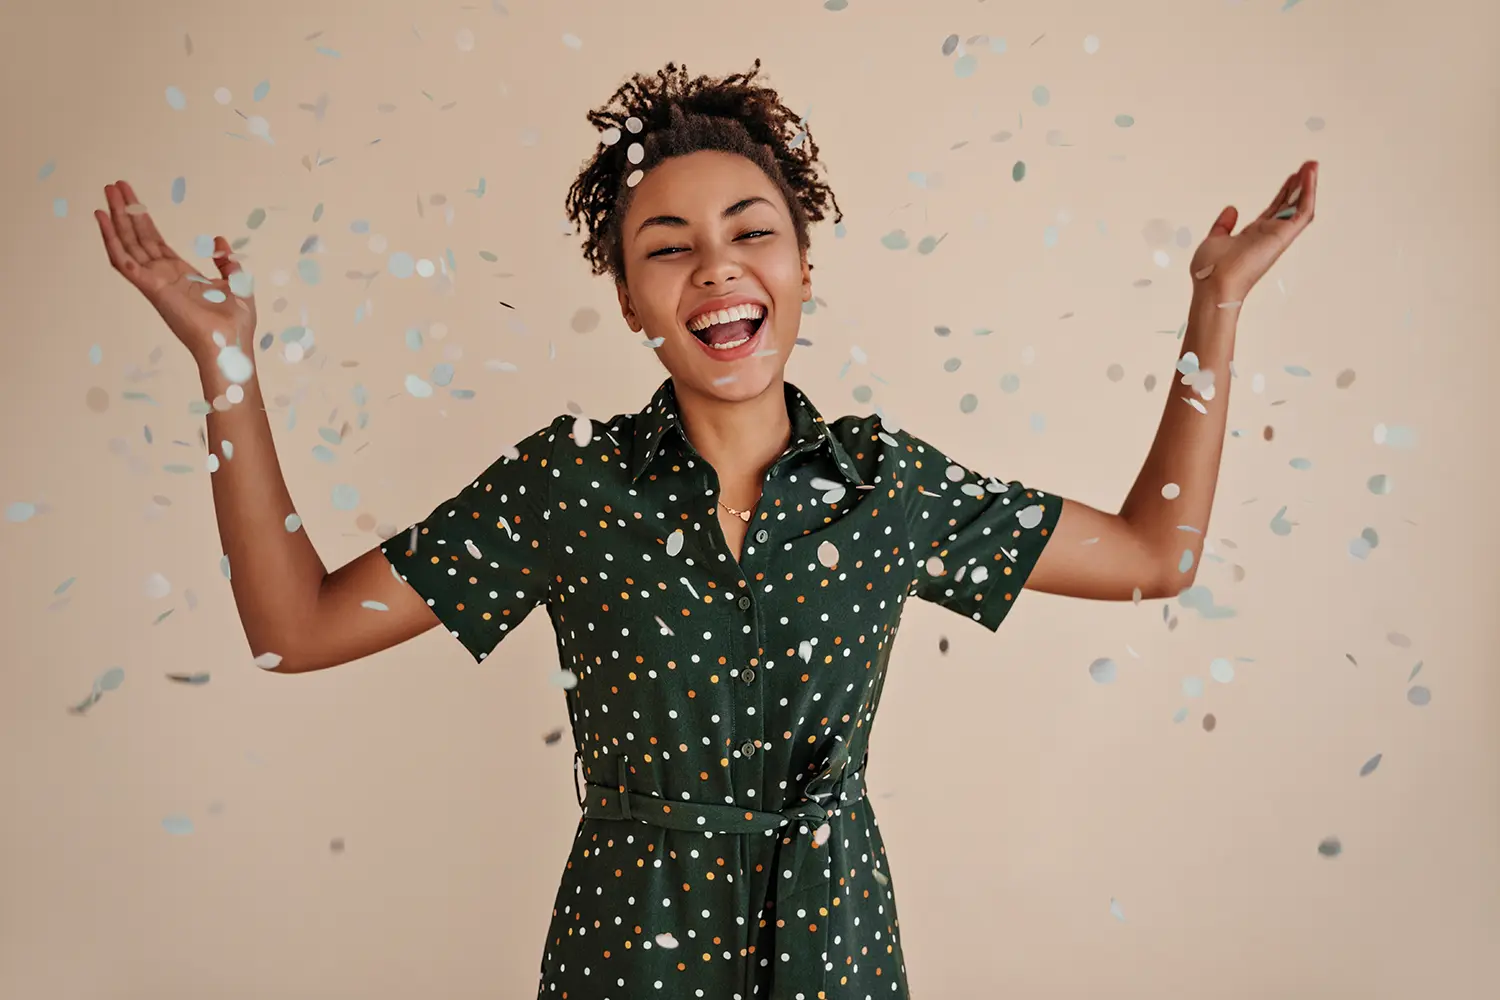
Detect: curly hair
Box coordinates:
(564, 60, 843, 281)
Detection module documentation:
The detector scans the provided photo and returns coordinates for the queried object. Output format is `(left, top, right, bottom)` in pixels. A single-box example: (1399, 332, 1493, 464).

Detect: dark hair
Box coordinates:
(564, 60, 843, 281)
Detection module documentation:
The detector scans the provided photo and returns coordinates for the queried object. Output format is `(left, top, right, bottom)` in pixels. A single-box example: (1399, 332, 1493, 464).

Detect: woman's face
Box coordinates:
(615, 150, 811, 404)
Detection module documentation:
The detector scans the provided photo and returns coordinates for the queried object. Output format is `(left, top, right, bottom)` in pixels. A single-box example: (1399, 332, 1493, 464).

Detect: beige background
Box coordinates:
(2, 0, 1496, 997)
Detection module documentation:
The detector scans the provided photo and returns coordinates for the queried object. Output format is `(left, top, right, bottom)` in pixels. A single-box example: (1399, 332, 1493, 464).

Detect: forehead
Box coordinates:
(622, 150, 786, 230)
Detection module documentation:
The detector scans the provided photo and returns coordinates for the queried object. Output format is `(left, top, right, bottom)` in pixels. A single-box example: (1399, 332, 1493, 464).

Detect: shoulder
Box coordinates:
(825, 412, 944, 478)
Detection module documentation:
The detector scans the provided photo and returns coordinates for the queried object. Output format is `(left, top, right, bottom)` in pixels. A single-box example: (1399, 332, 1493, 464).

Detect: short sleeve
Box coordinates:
(895, 430, 1062, 631)
(381, 419, 559, 662)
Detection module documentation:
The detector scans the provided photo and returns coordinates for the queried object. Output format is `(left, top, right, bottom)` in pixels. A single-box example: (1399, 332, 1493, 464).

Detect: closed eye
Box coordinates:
(646, 229, 776, 259)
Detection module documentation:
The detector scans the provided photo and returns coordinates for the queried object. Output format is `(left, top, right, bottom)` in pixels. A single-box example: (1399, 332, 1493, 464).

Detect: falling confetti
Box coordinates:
(1317, 836, 1342, 858)
(69, 666, 125, 714)
(817, 541, 839, 569)
(253, 652, 283, 670)
(1359, 753, 1382, 777)
(1088, 658, 1117, 684)
(550, 669, 579, 691)
(166, 672, 211, 685)
(161, 815, 195, 835)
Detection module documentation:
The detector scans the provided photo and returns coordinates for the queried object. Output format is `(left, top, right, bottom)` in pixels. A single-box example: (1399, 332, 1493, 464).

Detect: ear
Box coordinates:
(616, 280, 642, 333)
(800, 250, 813, 303)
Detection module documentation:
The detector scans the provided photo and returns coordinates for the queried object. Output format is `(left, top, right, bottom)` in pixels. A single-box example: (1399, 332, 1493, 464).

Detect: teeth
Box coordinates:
(708, 334, 752, 351)
(688, 302, 765, 332)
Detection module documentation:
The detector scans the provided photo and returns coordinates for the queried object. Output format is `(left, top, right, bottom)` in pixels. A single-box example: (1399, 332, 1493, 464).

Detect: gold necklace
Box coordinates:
(719, 497, 755, 522)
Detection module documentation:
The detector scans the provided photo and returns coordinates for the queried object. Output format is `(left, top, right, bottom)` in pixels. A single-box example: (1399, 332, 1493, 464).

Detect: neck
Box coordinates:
(673, 376, 792, 489)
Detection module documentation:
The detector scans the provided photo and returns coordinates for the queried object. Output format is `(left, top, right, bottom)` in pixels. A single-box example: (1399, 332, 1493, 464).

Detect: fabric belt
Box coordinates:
(574, 747, 866, 898)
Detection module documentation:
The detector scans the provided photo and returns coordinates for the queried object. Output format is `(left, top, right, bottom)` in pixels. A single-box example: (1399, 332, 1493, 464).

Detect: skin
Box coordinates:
(93, 144, 1317, 671)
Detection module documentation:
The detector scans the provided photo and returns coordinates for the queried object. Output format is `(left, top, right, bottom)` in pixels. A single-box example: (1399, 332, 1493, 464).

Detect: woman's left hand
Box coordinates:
(1189, 160, 1318, 301)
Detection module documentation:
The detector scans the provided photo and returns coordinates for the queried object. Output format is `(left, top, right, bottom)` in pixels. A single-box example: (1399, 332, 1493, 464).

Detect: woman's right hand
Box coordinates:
(95, 180, 256, 364)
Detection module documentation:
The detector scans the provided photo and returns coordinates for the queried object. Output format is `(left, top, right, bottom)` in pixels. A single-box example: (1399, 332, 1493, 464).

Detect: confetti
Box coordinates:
(550, 669, 579, 691)
(1359, 753, 1382, 777)
(161, 815, 195, 835)
(817, 541, 839, 569)
(253, 652, 283, 669)
(1317, 836, 1342, 858)
(361, 601, 389, 611)
(166, 672, 211, 685)
(1109, 898, 1125, 921)
(1088, 658, 1117, 684)
(666, 529, 685, 557)
(165, 85, 187, 110)
(285, 513, 303, 532)
(1407, 686, 1430, 707)
(655, 932, 680, 949)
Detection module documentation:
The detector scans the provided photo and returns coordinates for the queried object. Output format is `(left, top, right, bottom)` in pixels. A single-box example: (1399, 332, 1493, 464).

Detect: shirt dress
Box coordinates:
(380, 378, 1060, 1000)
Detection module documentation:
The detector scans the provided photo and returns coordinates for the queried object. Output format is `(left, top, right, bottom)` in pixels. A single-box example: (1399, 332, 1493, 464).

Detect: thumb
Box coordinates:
(211, 236, 240, 278)
(1209, 206, 1238, 238)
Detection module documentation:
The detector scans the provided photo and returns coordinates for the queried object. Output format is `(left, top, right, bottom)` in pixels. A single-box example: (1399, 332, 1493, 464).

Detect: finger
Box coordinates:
(1292, 162, 1317, 221)
(95, 209, 139, 278)
(1260, 173, 1296, 220)
(1209, 205, 1237, 238)
(105, 183, 151, 266)
(117, 180, 177, 261)
(212, 236, 240, 278)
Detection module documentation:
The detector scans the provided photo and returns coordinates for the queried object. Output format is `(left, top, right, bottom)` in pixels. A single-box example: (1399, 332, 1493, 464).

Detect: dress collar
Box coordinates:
(629, 378, 865, 487)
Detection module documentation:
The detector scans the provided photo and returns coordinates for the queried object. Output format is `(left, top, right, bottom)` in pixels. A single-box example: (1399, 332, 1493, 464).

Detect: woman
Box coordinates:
(95, 60, 1316, 999)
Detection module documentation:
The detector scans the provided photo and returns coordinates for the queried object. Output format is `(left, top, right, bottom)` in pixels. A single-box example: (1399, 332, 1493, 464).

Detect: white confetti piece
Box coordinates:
(812, 822, 831, 848)
(361, 600, 389, 611)
(817, 541, 839, 569)
(1089, 658, 1117, 684)
(572, 414, 593, 447)
(550, 669, 579, 691)
(654, 932, 679, 949)
(666, 529, 685, 557)
(798, 640, 813, 663)
(1016, 505, 1044, 529)
(253, 652, 283, 669)
(144, 572, 172, 599)
(216, 345, 254, 384)
(924, 556, 945, 577)
(1109, 898, 1125, 921)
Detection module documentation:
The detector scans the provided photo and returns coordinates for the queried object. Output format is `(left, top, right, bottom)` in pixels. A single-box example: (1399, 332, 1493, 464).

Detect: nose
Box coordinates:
(693, 245, 742, 288)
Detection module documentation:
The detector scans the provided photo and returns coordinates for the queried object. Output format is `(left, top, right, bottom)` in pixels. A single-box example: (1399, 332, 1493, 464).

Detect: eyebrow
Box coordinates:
(634, 196, 772, 236)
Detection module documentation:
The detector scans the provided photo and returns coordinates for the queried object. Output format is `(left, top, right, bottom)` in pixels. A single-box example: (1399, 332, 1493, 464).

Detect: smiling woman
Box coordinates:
(95, 50, 1317, 1000)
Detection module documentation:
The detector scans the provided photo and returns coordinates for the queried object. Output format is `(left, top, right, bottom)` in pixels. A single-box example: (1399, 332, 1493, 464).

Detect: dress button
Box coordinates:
(755, 529, 769, 543)
(739, 740, 757, 758)
(741, 667, 756, 685)
(737, 596, 752, 610)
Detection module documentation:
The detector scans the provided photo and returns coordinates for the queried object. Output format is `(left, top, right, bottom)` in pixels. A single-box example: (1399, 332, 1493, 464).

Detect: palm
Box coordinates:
(1189, 160, 1318, 299)
(95, 180, 256, 354)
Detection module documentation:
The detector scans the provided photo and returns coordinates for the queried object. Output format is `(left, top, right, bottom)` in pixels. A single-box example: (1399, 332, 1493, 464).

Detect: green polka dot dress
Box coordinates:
(381, 379, 1059, 998)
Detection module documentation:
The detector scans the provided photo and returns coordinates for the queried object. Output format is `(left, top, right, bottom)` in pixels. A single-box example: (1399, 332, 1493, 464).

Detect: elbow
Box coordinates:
(1143, 569, 1193, 601)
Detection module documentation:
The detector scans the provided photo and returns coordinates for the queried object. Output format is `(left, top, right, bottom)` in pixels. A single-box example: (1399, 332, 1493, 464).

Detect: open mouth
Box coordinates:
(687, 302, 766, 352)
